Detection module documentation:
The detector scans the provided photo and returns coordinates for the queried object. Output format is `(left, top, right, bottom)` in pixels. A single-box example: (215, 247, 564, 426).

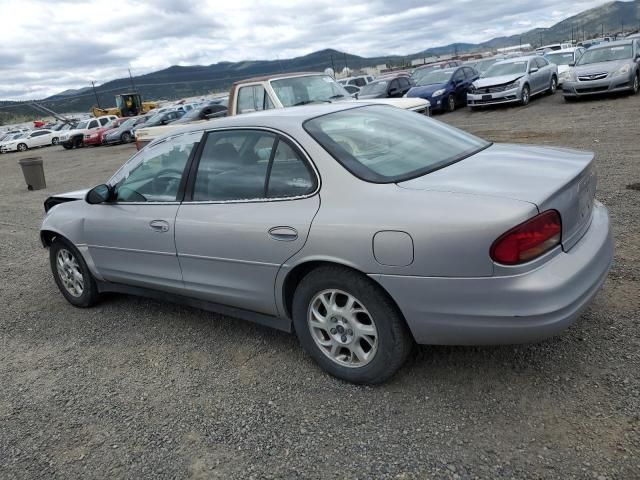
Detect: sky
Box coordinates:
(0, 0, 613, 101)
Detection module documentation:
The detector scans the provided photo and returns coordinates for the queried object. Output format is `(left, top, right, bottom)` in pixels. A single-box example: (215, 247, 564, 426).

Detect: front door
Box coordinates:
(85, 131, 202, 291)
(175, 129, 320, 316)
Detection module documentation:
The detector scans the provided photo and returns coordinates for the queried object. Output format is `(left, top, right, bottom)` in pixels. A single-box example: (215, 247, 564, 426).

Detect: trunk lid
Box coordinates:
(398, 143, 596, 251)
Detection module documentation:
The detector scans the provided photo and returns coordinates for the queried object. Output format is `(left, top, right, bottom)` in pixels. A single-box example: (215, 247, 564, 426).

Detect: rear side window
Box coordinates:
(237, 85, 274, 114)
(98, 118, 110, 126)
(304, 105, 490, 183)
(191, 130, 316, 201)
(88, 120, 99, 129)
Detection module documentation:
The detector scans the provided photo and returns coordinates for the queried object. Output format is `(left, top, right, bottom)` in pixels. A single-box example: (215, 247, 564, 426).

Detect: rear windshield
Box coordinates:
(304, 105, 490, 183)
(545, 52, 575, 65)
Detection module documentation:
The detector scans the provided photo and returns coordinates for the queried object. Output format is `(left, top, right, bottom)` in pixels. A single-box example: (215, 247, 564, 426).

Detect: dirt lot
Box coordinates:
(1, 92, 639, 479)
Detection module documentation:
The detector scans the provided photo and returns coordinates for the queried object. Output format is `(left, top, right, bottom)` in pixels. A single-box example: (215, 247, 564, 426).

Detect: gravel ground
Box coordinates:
(1, 92, 639, 479)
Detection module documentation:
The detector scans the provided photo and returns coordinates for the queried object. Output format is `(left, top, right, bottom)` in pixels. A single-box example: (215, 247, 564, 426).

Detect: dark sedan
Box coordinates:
(357, 75, 414, 99)
(133, 110, 185, 132)
(406, 66, 479, 113)
(103, 116, 149, 145)
(170, 103, 228, 125)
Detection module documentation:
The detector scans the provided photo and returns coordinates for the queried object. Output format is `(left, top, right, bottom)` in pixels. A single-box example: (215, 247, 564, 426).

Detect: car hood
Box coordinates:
(573, 59, 628, 75)
(43, 189, 90, 212)
(473, 74, 524, 88)
(406, 83, 448, 97)
(357, 93, 386, 99)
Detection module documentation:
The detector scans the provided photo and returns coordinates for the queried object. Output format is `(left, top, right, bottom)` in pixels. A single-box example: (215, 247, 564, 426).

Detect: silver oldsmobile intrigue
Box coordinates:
(41, 104, 613, 384)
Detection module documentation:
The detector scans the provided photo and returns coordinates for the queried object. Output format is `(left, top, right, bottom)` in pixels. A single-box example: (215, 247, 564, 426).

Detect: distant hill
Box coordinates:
(1, 0, 638, 122)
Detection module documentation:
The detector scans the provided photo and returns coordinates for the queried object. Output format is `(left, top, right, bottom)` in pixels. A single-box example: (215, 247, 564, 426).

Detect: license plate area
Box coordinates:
(482, 94, 492, 100)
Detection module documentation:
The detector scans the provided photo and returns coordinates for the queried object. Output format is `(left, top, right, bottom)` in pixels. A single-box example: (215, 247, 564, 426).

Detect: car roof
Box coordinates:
(147, 103, 384, 146)
(232, 72, 324, 85)
(589, 39, 634, 48)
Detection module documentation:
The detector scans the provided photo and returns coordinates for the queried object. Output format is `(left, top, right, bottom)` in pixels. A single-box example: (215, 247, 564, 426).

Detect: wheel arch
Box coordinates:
(280, 260, 408, 333)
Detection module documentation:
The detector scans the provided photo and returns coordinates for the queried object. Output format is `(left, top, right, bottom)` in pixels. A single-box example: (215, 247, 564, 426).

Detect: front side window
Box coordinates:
(191, 130, 316, 201)
(98, 118, 110, 126)
(237, 85, 274, 114)
(109, 131, 201, 202)
(88, 120, 99, 129)
(304, 105, 490, 183)
(452, 69, 465, 82)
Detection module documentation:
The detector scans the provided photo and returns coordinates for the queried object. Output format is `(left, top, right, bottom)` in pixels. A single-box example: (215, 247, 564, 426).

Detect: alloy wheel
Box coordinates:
(448, 95, 456, 112)
(634, 75, 639, 94)
(521, 86, 530, 105)
(56, 248, 84, 297)
(307, 289, 378, 368)
(17, 143, 27, 152)
(550, 77, 557, 94)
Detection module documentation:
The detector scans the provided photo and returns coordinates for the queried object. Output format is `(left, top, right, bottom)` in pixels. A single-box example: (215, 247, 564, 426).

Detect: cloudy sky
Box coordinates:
(0, 0, 612, 100)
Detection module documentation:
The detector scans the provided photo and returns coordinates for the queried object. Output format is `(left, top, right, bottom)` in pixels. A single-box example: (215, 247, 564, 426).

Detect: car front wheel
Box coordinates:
(446, 95, 456, 112)
(51, 137, 59, 145)
(520, 84, 530, 106)
(50, 238, 99, 308)
(292, 266, 413, 384)
(632, 74, 639, 95)
(547, 76, 557, 95)
(17, 143, 28, 152)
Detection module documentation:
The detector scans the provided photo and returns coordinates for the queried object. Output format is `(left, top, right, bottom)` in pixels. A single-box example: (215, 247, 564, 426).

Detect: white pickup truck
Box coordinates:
(58, 115, 118, 149)
(135, 72, 430, 149)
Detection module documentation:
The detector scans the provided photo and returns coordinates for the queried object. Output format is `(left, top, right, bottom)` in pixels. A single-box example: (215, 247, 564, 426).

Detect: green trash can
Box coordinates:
(18, 157, 46, 191)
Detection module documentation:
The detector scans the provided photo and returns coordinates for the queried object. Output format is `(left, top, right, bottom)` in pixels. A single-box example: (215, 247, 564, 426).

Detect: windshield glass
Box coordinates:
(415, 70, 453, 86)
(304, 105, 490, 183)
(482, 61, 528, 77)
(75, 121, 88, 130)
(359, 81, 388, 95)
(577, 44, 633, 65)
(545, 52, 575, 65)
(118, 117, 138, 129)
(411, 67, 438, 82)
(270, 75, 351, 106)
(474, 58, 501, 73)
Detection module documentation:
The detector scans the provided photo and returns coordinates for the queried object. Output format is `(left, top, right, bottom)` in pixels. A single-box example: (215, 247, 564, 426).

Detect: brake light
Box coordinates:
(490, 210, 562, 265)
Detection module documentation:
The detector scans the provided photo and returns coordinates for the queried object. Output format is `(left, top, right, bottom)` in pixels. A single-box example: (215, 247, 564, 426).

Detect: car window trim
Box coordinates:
(182, 126, 321, 204)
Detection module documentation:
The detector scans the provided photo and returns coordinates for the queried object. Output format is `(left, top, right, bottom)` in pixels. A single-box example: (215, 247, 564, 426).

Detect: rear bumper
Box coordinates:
(374, 201, 612, 345)
(563, 75, 634, 97)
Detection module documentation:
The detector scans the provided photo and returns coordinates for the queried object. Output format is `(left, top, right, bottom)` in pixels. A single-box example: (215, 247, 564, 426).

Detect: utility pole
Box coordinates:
(330, 54, 336, 76)
(91, 81, 101, 108)
(128, 68, 137, 93)
(343, 52, 348, 72)
(602, 23, 604, 38)
(621, 19, 624, 36)
(539, 31, 543, 47)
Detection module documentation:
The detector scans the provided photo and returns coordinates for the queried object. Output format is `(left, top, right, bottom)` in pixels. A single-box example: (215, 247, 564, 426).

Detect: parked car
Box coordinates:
(59, 115, 118, 149)
(406, 66, 479, 113)
(134, 110, 185, 131)
(342, 85, 361, 97)
(0, 133, 27, 152)
(83, 118, 128, 146)
(545, 47, 586, 85)
(562, 39, 640, 100)
(412, 61, 463, 84)
(41, 103, 612, 384)
(0, 129, 56, 153)
(170, 103, 228, 125)
(358, 75, 414, 99)
(467, 56, 558, 108)
(535, 43, 572, 55)
(103, 116, 151, 145)
(338, 75, 374, 88)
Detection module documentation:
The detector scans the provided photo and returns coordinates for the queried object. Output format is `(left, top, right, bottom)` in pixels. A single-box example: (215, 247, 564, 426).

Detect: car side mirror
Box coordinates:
(529, 67, 539, 73)
(86, 184, 111, 204)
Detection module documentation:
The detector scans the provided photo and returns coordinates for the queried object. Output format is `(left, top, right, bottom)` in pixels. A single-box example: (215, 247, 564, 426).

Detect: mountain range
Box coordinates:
(1, 0, 639, 122)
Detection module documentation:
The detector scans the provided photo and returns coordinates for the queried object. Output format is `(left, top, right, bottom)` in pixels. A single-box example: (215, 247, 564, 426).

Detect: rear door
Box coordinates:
(174, 128, 320, 316)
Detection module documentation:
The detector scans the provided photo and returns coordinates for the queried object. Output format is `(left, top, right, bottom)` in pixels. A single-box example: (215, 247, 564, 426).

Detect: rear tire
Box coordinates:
(51, 137, 59, 145)
(292, 266, 413, 384)
(547, 75, 557, 95)
(49, 238, 99, 308)
(121, 132, 131, 143)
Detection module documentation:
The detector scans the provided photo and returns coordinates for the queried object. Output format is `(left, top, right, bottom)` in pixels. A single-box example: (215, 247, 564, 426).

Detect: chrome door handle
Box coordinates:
(268, 226, 298, 241)
(149, 220, 170, 233)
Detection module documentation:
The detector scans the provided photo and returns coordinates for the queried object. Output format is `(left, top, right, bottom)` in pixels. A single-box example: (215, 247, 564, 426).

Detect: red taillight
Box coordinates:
(490, 210, 562, 265)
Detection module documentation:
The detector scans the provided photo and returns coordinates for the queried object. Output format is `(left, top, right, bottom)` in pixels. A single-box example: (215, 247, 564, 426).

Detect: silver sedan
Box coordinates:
(41, 104, 613, 384)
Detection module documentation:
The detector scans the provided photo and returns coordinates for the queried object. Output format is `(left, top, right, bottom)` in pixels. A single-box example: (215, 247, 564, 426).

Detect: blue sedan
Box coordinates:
(407, 66, 479, 113)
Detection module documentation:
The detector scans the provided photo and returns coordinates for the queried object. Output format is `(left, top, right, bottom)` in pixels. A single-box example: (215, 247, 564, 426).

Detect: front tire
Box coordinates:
(446, 94, 456, 112)
(50, 238, 99, 308)
(121, 132, 131, 143)
(292, 266, 413, 384)
(520, 84, 530, 106)
(632, 73, 639, 95)
(17, 143, 28, 152)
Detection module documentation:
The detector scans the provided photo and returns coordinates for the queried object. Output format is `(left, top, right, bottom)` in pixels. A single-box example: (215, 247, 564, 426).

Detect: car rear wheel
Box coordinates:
(73, 136, 83, 148)
(520, 84, 530, 106)
(50, 238, 99, 308)
(17, 143, 28, 152)
(547, 76, 557, 95)
(632, 74, 639, 95)
(292, 266, 413, 384)
(51, 137, 59, 145)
